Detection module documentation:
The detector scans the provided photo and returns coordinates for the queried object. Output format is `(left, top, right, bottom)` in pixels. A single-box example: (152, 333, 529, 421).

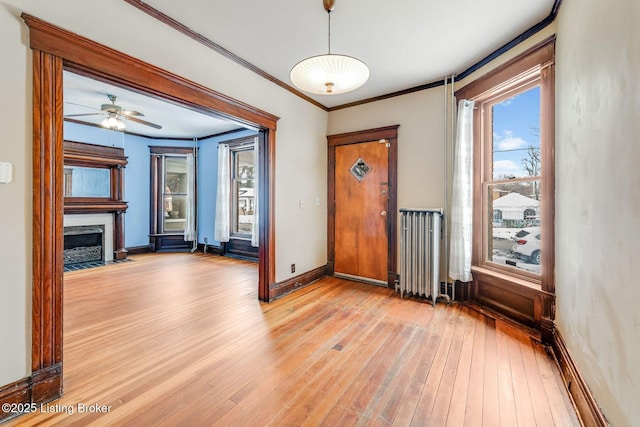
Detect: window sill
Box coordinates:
(471, 265, 552, 296)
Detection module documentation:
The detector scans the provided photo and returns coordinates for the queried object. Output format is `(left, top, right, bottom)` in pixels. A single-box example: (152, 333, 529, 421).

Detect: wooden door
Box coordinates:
(333, 140, 389, 284)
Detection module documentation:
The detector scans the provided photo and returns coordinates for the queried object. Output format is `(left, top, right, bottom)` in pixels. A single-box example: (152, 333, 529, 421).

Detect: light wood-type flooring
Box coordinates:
(7, 253, 580, 426)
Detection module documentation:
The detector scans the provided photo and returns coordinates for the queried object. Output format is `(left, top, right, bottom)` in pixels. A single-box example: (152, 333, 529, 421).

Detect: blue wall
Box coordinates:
(198, 129, 258, 246)
(63, 122, 257, 249)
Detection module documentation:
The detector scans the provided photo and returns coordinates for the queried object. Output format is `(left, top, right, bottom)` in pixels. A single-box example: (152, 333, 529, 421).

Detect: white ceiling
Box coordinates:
(63, 71, 246, 139)
(140, 0, 555, 108)
(64, 0, 556, 137)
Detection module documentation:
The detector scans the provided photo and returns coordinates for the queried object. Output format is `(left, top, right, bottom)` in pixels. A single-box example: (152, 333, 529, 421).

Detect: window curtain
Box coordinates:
(214, 144, 230, 242)
(449, 99, 475, 283)
(183, 153, 197, 242)
(251, 136, 259, 247)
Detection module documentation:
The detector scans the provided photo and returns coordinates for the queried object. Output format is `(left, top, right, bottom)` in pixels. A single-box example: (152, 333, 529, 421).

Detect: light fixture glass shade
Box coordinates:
(101, 115, 126, 131)
(290, 54, 369, 95)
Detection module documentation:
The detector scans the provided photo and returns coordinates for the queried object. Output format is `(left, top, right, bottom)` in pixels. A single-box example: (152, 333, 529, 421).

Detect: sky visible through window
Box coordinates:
(492, 86, 541, 179)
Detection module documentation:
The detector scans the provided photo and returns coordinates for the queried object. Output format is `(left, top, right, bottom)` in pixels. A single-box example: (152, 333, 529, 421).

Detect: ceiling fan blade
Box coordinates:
(125, 115, 163, 129)
(120, 110, 144, 117)
(64, 113, 103, 117)
(64, 101, 101, 111)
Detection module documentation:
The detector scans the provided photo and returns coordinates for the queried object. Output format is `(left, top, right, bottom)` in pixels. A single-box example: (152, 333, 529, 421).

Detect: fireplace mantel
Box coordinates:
(64, 140, 128, 260)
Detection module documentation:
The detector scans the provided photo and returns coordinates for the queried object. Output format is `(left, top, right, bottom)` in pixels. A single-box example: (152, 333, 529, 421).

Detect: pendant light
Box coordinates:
(290, 0, 369, 95)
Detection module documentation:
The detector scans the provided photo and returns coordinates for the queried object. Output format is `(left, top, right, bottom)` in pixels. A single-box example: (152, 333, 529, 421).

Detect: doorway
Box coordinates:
(25, 14, 277, 404)
(327, 126, 399, 287)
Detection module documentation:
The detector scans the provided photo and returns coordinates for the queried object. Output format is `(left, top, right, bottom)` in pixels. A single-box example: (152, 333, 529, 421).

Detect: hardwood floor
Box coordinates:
(6, 253, 580, 426)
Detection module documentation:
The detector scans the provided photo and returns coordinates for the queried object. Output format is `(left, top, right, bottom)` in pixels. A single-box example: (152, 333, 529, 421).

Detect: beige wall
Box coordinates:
(329, 89, 447, 212)
(555, 0, 640, 425)
(0, 0, 328, 386)
(0, 1, 32, 388)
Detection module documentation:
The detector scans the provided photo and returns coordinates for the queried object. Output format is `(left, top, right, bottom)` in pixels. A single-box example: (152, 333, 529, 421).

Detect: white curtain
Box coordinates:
(449, 99, 475, 283)
(214, 144, 230, 242)
(251, 136, 259, 247)
(183, 153, 197, 242)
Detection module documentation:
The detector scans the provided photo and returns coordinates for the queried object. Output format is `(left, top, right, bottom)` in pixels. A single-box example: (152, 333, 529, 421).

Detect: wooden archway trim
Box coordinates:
(20, 13, 277, 407)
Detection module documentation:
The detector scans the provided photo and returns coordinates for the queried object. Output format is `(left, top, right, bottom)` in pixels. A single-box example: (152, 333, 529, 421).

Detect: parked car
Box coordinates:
(513, 228, 541, 264)
(513, 226, 540, 240)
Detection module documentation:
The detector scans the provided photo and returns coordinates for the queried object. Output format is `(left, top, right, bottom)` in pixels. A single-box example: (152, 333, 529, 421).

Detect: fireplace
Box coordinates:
(64, 226, 104, 265)
(63, 214, 115, 271)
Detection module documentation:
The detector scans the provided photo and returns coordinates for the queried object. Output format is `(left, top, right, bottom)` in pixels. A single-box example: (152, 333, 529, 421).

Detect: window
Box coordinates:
(230, 143, 255, 238)
(149, 146, 196, 252)
(483, 83, 543, 276)
(457, 37, 555, 294)
(162, 156, 190, 233)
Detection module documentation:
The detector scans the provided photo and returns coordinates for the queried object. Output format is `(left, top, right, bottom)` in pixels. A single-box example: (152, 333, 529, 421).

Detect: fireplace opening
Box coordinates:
(64, 226, 104, 270)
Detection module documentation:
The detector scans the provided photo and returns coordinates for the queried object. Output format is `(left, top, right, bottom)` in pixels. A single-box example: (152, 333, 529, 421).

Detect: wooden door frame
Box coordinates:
(21, 13, 278, 406)
(327, 125, 399, 288)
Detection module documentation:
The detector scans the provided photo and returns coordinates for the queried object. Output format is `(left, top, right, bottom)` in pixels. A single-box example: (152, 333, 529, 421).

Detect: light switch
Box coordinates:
(0, 162, 12, 184)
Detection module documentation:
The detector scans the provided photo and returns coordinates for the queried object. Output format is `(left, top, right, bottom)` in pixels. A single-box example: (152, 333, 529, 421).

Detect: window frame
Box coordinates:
(226, 137, 256, 240)
(479, 77, 543, 283)
(456, 36, 556, 297)
(160, 154, 190, 234)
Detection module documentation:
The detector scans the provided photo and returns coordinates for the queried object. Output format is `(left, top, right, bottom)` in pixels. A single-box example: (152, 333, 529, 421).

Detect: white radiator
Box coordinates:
(399, 208, 443, 306)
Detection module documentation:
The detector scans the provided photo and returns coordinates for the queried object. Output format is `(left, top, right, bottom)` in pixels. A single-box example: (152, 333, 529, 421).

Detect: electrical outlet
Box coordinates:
(291, 263, 296, 273)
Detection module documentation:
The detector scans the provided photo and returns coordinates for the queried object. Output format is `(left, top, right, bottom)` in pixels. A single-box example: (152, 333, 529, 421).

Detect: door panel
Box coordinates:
(334, 140, 388, 282)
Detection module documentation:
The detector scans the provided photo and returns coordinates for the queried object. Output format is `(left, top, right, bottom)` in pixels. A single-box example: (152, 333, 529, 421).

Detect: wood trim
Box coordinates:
(552, 329, 609, 427)
(463, 37, 556, 337)
(64, 140, 127, 165)
(149, 146, 197, 155)
(198, 243, 225, 256)
(269, 265, 329, 300)
(328, 81, 443, 112)
(262, 129, 276, 301)
(226, 238, 259, 260)
(0, 377, 31, 422)
(327, 126, 399, 288)
(126, 245, 151, 255)
(31, 49, 64, 405)
(455, 36, 556, 100)
(0, 364, 64, 423)
(65, 117, 249, 141)
(63, 199, 128, 214)
(471, 268, 544, 329)
(21, 13, 279, 130)
(327, 125, 400, 147)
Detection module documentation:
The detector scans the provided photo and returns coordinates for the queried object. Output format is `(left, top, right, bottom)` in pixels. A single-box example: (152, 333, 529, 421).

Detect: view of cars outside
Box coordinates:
(489, 192, 541, 274)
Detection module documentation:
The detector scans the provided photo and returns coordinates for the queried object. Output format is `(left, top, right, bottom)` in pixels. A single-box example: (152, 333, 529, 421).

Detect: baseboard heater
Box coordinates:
(398, 208, 443, 306)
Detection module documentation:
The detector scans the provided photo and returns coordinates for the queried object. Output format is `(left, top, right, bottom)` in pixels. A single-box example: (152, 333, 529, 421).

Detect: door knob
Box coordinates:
(381, 211, 387, 216)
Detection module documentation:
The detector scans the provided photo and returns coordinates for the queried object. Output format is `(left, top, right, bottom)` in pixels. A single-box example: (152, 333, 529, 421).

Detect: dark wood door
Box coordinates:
(334, 140, 389, 283)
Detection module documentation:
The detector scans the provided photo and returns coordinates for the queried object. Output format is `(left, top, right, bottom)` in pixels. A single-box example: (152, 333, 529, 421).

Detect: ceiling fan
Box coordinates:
(64, 94, 162, 130)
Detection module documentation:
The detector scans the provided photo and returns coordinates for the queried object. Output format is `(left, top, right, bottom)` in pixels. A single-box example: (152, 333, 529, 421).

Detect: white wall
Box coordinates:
(0, 0, 327, 387)
(555, 0, 640, 425)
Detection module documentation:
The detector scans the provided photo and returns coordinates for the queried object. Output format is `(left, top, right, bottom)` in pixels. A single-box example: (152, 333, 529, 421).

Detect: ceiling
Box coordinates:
(64, 0, 557, 137)
(63, 71, 247, 139)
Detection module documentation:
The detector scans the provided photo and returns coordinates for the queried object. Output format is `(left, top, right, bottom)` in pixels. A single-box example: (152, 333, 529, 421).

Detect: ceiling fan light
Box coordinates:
(290, 54, 369, 95)
(101, 115, 126, 131)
